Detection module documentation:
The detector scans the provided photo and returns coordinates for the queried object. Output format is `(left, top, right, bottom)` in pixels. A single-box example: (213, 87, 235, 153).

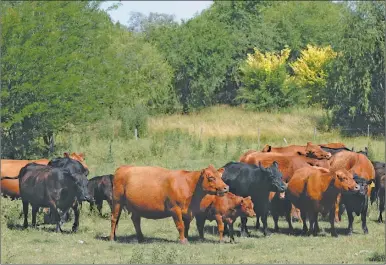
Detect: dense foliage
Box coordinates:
(1, 0, 384, 158)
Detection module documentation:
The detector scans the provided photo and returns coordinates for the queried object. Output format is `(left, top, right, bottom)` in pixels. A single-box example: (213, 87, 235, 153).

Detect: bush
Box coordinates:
(118, 105, 148, 139)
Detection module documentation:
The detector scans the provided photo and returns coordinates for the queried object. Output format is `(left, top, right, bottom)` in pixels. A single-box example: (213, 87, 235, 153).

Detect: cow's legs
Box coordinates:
(301, 211, 308, 235)
(22, 201, 29, 229)
(262, 212, 270, 236)
(285, 210, 294, 234)
(183, 217, 191, 239)
(215, 214, 225, 243)
(107, 198, 113, 214)
(378, 193, 385, 223)
(240, 217, 250, 237)
(361, 202, 369, 234)
(347, 210, 354, 235)
(109, 200, 123, 241)
(170, 206, 188, 244)
(329, 207, 338, 237)
(335, 194, 341, 222)
(31, 205, 39, 228)
(310, 212, 318, 236)
(72, 201, 80, 232)
(195, 214, 206, 240)
(96, 200, 103, 216)
(131, 212, 145, 243)
(229, 221, 235, 243)
(89, 200, 95, 214)
(272, 212, 279, 232)
(255, 215, 260, 230)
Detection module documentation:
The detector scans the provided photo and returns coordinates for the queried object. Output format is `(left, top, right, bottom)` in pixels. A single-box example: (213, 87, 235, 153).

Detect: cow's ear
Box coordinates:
(240, 198, 244, 205)
(262, 145, 271, 152)
(63, 152, 70, 158)
(272, 161, 279, 168)
(217, 168, 225, 174)
(367, 179, 374, 185)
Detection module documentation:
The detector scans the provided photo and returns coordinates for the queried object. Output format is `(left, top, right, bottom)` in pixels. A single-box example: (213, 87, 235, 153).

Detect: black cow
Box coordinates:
(87, 174, 113, 216)
(339, 174, 374, 235)
(377, 175, 386, 223)
(371, 161, 385, 205)
(221, 161, 286, 237)
(17, 157, 91, 233)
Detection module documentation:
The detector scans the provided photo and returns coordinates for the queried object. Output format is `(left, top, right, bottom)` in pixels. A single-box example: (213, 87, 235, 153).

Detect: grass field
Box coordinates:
(1, 106, 385, 264)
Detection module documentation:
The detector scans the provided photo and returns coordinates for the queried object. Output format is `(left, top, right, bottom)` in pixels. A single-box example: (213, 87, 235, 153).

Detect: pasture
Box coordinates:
(1, 106, 385, 264)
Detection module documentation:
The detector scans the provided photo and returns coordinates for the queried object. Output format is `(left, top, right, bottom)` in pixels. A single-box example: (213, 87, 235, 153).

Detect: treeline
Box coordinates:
(1, 1, 384, 158)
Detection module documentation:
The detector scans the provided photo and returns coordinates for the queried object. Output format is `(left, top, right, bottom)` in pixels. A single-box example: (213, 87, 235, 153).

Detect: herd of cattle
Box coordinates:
(1, 142, 385, 244)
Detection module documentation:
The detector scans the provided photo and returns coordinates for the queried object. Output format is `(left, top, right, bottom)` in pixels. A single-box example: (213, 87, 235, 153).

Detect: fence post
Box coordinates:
(283, 138, 288, 145)
(313, 127, 316, 141)
(257, 128, 260, 150)
(367, 124, 370, 147)
(135, 128, 138, 140)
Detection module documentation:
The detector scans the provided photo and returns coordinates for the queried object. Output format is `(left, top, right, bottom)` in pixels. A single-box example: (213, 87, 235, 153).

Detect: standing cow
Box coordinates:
(16, 157, 91, 232)
(286, 167, 359, 237)
(87, 174, 113, 216)
(110, 164, 229, 244)
(221, 161, 287, 237)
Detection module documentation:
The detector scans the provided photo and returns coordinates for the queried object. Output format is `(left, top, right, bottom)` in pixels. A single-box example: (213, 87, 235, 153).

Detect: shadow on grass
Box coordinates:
(96, 234, 219, 244)
(6, 223, 73, 234)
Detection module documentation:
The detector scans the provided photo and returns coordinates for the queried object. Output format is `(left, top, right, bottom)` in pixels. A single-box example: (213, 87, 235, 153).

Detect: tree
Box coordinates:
(289, 45, 338, 105)
(324, 1, 385, 133)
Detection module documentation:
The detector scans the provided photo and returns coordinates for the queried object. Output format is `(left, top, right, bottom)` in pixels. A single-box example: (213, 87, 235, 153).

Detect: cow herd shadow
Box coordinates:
(95, 234, 219, 244)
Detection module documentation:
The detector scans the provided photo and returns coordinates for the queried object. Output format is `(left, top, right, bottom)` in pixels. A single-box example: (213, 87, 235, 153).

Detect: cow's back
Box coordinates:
(1, 159, 49, 177)
(113, 166, 184, 217)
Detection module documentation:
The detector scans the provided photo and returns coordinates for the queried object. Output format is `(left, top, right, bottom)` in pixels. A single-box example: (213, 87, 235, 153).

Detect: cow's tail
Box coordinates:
(1, 176, 19, 180)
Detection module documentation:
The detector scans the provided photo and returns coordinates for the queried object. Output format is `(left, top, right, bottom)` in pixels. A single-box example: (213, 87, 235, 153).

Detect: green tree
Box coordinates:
(324, 1, 385, 133)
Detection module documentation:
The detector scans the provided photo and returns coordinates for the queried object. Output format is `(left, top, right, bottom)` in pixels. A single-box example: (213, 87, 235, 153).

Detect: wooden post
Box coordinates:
(135, 128, 138, 140)
(283, 138, 288, 145)
(313, 127, 316, 141)
(257, 128, 260, 150)
(367, 124, 370, 145)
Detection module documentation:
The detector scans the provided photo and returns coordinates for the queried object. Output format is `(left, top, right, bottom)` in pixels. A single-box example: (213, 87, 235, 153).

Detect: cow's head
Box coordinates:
(298, 142, 332, 160)
(332, 169, 359, 192)
(351, 174, 374, 196)
(259, 161, 287, 192)
(64, 152, 88, 169)
(262, 144, 272, 152)
(200, 165, 229, 196)
(239, 196, 256, 217)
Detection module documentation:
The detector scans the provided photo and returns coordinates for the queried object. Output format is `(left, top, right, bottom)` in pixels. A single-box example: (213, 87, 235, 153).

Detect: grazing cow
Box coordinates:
(17, 157, 91, 232)
(339, 175, 374, 234)
(239, 152, 330, 231)
(371, 161, 385, 205)
(109, 165, 229, 244)
(329, 151, 375, 222)
(221, 161, 286, 237)
(286, 167, 359, 237)
(195, 193, 256, 243)
(377, 175, 386, 223)
(261, 142, 332, 160)
(87, 174, 113, 216)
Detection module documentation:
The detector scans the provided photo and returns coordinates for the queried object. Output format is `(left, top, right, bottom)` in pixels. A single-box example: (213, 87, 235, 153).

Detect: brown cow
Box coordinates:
(318, 142, 347, 149)
(329, 151, 375, 222)
(286, 167, 359, 237)
(195, 193, 256, 243)
(110, 164, 229, 244)
(261, 142, 332, 160)
(240, 152, 330, 231)
(1, 152, 87, 199)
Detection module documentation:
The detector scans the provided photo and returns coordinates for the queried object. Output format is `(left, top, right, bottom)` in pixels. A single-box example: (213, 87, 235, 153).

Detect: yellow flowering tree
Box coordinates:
(289, 44, 338, 105)
(237, 47, 299, 110)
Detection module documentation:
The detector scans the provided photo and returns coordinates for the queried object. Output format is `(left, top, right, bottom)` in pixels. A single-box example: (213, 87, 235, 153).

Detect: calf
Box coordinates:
(87, 174, 113, 216)
(221, 161, 286, 237)
(195, 193, 255, 243)
(110, 165, 229, 244)
(371, 161, 385, 205)
(339, 175, 374, 234)
(378, 175, 386, 223)
(286, 167, 359, 237)
(17, 157, 91, 232)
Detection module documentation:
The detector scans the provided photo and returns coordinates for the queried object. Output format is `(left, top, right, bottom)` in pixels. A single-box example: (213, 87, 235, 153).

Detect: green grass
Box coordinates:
(1, 106, 385, 264)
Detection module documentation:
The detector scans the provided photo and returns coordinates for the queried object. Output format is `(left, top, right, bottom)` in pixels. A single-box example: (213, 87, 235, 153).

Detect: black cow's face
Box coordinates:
(259, 161, 287, 192)
(352, 174, 373, 196)
(70, 170, 92, 202)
